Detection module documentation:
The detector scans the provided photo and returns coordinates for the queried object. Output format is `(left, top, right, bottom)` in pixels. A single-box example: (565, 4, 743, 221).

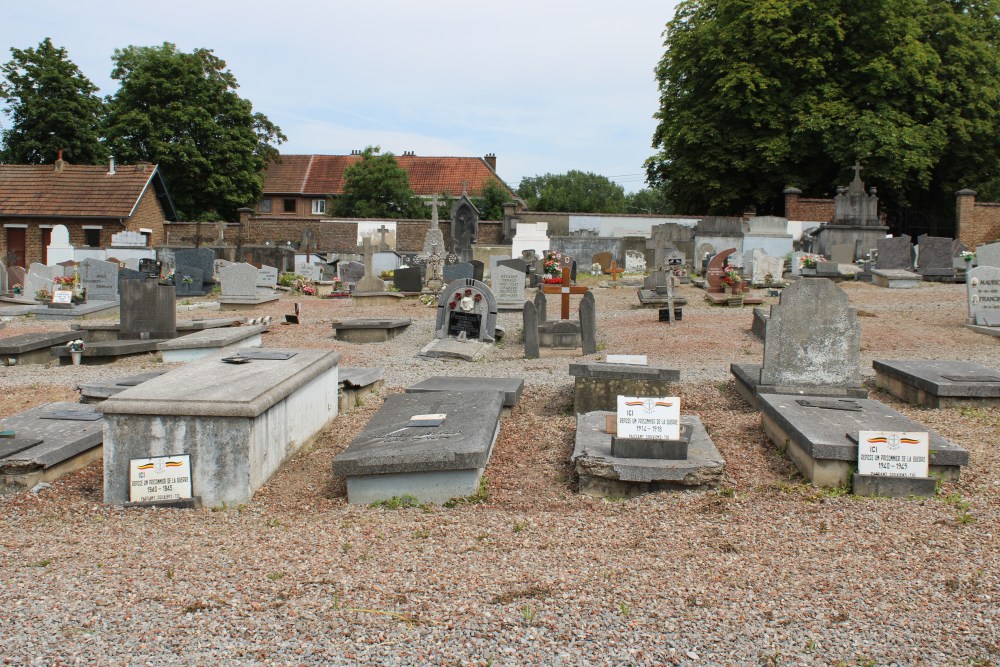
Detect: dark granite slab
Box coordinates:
(0, 402, 103, 472)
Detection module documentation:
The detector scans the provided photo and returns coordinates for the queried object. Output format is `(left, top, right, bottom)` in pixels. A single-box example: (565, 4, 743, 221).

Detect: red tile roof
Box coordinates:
(0, 162, 166, 219)
(263, 154, 515, 198)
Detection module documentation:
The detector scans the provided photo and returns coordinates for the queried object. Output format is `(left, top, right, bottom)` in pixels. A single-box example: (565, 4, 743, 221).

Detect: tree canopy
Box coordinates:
(517, 170, 626, 213)
(337, 146, 420, 218)
(646, 0, 1000, 219)
(104, 43, 285, 220)
(0, 38, 106, 164)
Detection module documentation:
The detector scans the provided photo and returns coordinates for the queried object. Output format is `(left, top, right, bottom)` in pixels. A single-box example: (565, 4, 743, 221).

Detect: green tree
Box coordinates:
(625, 187, 674, 215)
(337, 146, 420, 218)
(647, 0, 1000, 220)
(472, 178, 512, 220)
(0, 38, 106, 164)
(104, 43, 285, 220)
(516, 170, 626, 213)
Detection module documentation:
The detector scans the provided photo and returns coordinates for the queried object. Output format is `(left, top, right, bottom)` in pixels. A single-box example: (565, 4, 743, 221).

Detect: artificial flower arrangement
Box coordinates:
(590, 262, 602, 276)
(66, 339, 85, 352)
(542, 275, 563, 284)
(35, 288, 52, 300)
(12, 283, 22, 295)
(181, 274, 194, 286)
(543, 251, 562, 276)
(961, 250, 976, 262)
(799, 254, 822, 269)
(720, 266, 743, 287)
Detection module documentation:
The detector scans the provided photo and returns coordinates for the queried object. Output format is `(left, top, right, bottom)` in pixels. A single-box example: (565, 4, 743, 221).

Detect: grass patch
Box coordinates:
(369, 494, 431, 511)
(443, 477, 490, 508)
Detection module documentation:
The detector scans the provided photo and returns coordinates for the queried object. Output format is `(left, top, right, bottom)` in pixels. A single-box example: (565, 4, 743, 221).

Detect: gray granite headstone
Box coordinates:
(534, 290, 547, 323)
(760, 278, 860, 388)
(975, 241, 1000, 269)
(173, 265, 205, 296)
(523, 300, 539, 359)
(498, 258, 528, 274)
(393, 266, 423, 293)
(339, 261, 365, 286)
(492, 264, 526, 308)
(120, 279, 176, 339)
(967, 265, 1000, 326)
(80, 258, 119, 301)
(916, 235, 955, 274)
(580, 291, 597, 355)
(174, 248, 217, 284)
(257, 265, 278, 288)
(24, 270, 54, 299)
(220, 262, 259, 298)
(443, 262, 474, 284)
(829, 243, 854, 264)
(469, 260, 485, 282)
(876, 235, 913, 270)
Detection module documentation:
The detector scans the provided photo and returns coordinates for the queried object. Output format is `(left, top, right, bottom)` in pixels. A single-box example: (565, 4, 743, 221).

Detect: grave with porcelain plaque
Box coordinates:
(420, 279, 498, 361)
(965, 266, 1000, 338)
(332, 390, 504, 504)
(572, 394, 725, 498)
(873, 360, 1000, 408)
(101, 348, 341, 507)
(756, 393, 968, 487)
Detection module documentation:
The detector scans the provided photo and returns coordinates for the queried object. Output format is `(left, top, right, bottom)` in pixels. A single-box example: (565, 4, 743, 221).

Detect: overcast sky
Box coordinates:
(1, 1, 680, 192)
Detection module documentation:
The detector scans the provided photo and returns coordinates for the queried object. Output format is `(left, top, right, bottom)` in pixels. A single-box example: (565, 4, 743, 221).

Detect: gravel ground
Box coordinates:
(1, 277, 998, 666)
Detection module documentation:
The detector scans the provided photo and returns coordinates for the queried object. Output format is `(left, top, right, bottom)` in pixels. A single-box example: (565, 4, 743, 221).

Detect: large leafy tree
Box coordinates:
(647, 0, 1000, 220)
(625, 187, 674, 214)
(337, 146, 420, 218)
(516, 170, 626, 213)
(472, 178, 512, 220)
(0, 38, 106, 164)
(105, 43, 285, 220)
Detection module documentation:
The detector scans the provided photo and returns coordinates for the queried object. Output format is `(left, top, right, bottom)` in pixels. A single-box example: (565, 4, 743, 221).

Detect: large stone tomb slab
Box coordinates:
(338, 367, 385, 413)
(405, 376, 524, 413)
(872, 268, 921, 289)
(0, 402, 104, 489)
(101, 349, 341, 507)
(332, 390, 504, 505)
(33, 300, 119, 321)
(757, 393, 968, 487)
(156, 324, 265, 362)
(330, 318, 412, 343)
(78, 371, 169, 403)
(873, 360, 1000, 408)
(72, 317, 243, 343)
(0, 331, 78, 365)
(573, 412, 724, 498)
(51, 338, 167, 365)
(569, 361, 680, 414)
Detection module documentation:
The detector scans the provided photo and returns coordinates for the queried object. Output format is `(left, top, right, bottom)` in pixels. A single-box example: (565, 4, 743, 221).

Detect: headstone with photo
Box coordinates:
(420, 279, 498, 361)
(967, 266, 1000, 327)
(138, 258, 162, 280)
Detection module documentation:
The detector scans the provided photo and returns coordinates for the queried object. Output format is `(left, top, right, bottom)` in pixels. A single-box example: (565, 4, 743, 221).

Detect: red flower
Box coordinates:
(454, 292, 462, 300)
(474, 294, 482, 302)
(464, 289, 472, 296)
(449, 301, 457, 309)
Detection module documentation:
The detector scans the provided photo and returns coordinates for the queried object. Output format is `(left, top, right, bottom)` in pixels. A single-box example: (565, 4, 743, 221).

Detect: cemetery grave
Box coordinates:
(965, 265, 1000, 337)
(352, 237, 405, 306)
(405, 376, 524, 417)
(219, 262, 281, 310)
(337, 367, 385, 413)
(77, 371, 169, 403)
(156, 323, 267, 362)
(873, 360, 1000, 408)
(0, 331, 79, 365)
(523, 267, 596, 357)
(330, 318, 412, 343)
(569, 358, 680, 414)
(420, 278, 498, 361)
(0, 402, 104, 489)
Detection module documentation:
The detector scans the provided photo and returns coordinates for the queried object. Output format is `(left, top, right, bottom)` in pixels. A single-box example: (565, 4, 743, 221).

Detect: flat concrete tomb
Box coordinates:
(731, 363, 867, 409)
(100, 348, 341, 507)
(757, 393, 969, 487)
(51, 338, 166, 365)
(405, 376, 524, 415)
(339, 367, 385, 413)
(569, 361, 680, 414)
(156, 324, 265, 362)
(874, 360, 1000, 408)
(219, 292, 281, 310)
(0, 402, 104, 489)
(0, 331, 79, 365)
(78, 371, 169, 403)
(871, 269, 921, 289)
(74, 317, 244, 343)
(332, 390, 504, 505)
(573, 411, 725, 498)
(330, 318, 411, 343)
(33, 300, 119, 321)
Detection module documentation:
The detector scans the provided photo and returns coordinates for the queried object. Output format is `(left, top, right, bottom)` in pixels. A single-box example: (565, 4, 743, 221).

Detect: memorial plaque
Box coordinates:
(492, 264, 525, 306)
(139, 259, 162, 280)
(967, 266, 1000, 326)
(616, 396, 680, 440)
(857, 431, 929, 478)
(447, 312, 482, 338)
(129, 454, 193, 503)
(51, 290, 73, 304)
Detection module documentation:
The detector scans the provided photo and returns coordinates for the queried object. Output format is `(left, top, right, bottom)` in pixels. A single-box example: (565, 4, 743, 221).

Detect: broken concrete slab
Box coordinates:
(0, 402, 104, 489)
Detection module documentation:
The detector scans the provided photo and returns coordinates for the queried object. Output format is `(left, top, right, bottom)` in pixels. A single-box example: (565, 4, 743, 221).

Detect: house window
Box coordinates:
(312, 199, 326, 215)
(84, 228, 102, 247)
(258, 198, 272, 213)
(283, 198, 297, 213)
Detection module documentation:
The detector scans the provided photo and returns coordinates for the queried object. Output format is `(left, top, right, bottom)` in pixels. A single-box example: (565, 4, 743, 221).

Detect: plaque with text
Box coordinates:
(857, 431, 929, 478)
(129, 455, 192, 502)
(616, 396, 680, 440)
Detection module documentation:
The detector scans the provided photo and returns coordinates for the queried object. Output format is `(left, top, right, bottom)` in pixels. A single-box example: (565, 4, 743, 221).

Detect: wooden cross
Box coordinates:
(541, 266, 589, 320)
(608, 260, 624, 287)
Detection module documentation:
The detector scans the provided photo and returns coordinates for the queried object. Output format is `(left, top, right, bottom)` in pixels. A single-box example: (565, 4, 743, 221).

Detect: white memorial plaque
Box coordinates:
(129, 455, 193, 502)
(52, 290, 73, 304)
(616, 396, 680, 440)
(857, 431, 929, 478)
(606, 355, 648, 365)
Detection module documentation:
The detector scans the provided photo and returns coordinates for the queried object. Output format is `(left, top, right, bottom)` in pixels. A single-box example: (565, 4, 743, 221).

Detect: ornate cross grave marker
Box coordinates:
(541, 266, 589, 319)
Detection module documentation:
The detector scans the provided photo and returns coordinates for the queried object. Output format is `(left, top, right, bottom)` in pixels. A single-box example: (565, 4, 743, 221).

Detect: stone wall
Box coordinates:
(956, 189, 1000, 248)
(784, 188, 834, 222)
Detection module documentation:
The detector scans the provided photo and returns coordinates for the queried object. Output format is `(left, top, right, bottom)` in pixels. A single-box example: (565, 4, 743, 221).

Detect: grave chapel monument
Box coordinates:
(805, 162, 889, 260)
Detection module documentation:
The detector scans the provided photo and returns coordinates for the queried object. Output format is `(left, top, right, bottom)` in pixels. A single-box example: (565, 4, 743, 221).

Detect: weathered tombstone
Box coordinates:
(443, 262, 475, 284)
(24, 268, 54, 299)
(450, 194, 479, 262)
(580, 291, 597, 354)
(974, 241, 1000, 269)
(750, 251, 784, 285)
(354, 238, 388, 294)
(220, 262, 260, 299)
(120, 279, 176, 339)
(967, 266, 1000, 327)
(138, 258, 162, 280)
(339, 261, 365, 287)
(295, 262, 322, 281)
(497, 258, 528, 274)
(469, 259, 485, 282)
(174, 248, 216, 284)
(523, 300, 539, 358)
(534, 289, 548, 323)
(492, 264, 526, 310)
(257, 265, 279, 288)
(421, 195, 446, 256)
(173, 266, 205, 297)
(624, 250, 646, 273)
(47, 224, 75, 264)
(80, 258, 119, 301)
(705, 248, 737, 292)
(393, 266, 423, 293)
(433, 279, 498, 343)
(876, 235, 913, 270)
(592, 252, 613, 274)
(829, 243, 854, 265)
(916, 235, 955, 278)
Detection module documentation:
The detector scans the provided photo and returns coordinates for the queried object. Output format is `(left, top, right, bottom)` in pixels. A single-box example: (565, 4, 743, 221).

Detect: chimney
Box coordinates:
(136, 161, 149, 173)
(108, 156, 116, 175)
(484, 153, 497, 171)
(54, 149, 65, 173)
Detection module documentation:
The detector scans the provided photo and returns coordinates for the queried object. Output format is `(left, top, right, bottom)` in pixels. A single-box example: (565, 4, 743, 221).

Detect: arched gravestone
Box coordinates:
(705, 248, 736, 293)
(434, 279, 497, 343)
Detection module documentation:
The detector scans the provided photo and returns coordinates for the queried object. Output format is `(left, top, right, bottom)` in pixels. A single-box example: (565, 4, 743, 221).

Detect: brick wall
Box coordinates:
(2, 217, 130, 266)
(128, 188, 168, 245)
(784, 190, 835, 222)
(956, 190, 1000, 247)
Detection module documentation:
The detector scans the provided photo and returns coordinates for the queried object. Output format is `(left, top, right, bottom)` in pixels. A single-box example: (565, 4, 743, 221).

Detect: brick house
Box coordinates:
(257, 152, 516, 217)
(0, 158, 177, 266)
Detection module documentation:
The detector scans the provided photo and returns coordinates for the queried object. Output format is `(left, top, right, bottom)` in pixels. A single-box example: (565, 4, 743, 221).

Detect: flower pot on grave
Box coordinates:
(71, 350, 83, 366)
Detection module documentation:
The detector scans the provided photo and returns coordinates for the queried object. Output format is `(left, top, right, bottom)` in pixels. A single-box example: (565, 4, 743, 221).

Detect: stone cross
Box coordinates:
(362, 236, 375, 277)
(541, 266, 589, 320)
(425, 195, 440, 230)
(852, 162, 863, 180)
(377, 225, 390, 251)
(608, 260, 624, 287)
(215, 221, 226, 242)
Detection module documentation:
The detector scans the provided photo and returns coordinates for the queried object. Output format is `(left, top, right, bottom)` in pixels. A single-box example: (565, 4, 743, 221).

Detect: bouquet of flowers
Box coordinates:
(720, 267, 743, 286)
(543, 251, 562, 276)
(961, 250, 976, 263)
(66, 339, 85, 352)
(53, 275, 75, 287)
(542, 275, 563, 285)
(799, 254, 821, 269)
(590, 262, 602, 276)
